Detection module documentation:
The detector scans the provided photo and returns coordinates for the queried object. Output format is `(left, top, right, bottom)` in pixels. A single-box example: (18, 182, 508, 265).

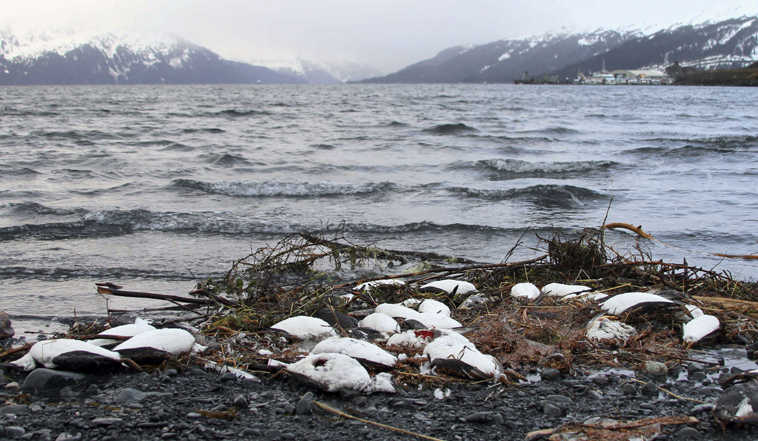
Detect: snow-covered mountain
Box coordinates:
(0, 31, 302, 85)
(362, 14, 758, 83)
(552, 16, 758, 80)
(255, 57, 384, 83)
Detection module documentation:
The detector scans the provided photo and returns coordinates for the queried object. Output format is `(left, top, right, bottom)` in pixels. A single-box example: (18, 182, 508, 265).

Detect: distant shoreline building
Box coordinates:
(575, 69, 672, 85)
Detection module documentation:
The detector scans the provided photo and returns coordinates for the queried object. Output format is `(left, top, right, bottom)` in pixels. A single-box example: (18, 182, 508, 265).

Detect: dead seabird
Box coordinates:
(11, 339, 121, 372)
(113, 328, 196, 363)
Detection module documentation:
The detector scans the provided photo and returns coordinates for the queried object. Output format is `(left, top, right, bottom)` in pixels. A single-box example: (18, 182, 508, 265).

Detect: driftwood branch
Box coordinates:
(96, 283, 237, 307)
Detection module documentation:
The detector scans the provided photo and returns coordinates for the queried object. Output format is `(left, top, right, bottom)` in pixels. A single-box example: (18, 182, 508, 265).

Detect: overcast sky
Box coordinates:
(3, 1, 757, 72)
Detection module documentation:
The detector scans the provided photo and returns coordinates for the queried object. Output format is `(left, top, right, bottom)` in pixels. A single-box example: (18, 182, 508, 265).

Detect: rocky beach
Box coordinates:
(2, 233, 758, 441)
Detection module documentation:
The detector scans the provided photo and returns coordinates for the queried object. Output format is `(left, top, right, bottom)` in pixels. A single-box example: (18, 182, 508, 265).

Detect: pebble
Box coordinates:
(674, 426, 701, 440)
(541, 368, 561, 381)
(5, 426, 26, 438)
(591, 375, 609, 386)
(186, 412, 202, 418)
(621, 383, 637, 395)
(0, 404, 29, 415)
(55, 432, 82, 441)
(114, 387, 148, 404)
(644, 361, 668, 377)
(543, 402, 564, 418)
(463, 411, 503, 424)
(232, 393, 249, 409)
(296, 392, 315, 415)
(689, 371, 707, 382)
(4, 382, 20, 391)
(91, 417, 123, 426)
(641, 382, 659, 396)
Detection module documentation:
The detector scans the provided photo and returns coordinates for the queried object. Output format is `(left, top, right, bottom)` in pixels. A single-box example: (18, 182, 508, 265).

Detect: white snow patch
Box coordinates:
(498, 51, 512, 61)
(511, 282, 540, 300)
(420, 280, 476, 295)
(286, 353, 371, 393)
(683, 315, 720, 344)
(358, 312, 400, 336)
(271, 316, 337, 340)
(11, 339, 121, 371)
(600, 292, 674, 315)
(114, 328, 195, 355)
(311, 337, 396, 368)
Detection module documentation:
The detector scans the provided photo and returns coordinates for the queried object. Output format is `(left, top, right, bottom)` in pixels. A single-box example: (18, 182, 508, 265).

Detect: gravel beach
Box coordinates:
(3, 355, 757, 441)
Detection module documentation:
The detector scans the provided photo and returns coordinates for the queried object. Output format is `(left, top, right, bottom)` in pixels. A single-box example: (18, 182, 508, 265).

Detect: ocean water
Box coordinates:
(1, 84, 756, 318)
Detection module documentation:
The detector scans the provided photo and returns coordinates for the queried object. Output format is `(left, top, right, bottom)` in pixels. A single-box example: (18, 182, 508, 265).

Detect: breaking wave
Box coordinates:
(450, 159, 619, 179)
(448, 184, 607, 207)
(171, 179, 401, 198)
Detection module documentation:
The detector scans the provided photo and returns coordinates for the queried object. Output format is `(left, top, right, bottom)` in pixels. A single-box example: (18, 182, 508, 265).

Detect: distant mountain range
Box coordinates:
(2, 14, 757, 86)
(362, 15, 758, 83)
(0, 31, 304, 85)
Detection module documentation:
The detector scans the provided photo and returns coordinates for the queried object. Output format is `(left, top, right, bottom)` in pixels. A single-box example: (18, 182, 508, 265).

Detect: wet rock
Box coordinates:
(295, 392, 314, 415)
(91, 417, 123, 426)
(113, 387, 148, 405)
(21, 368, 88, 396)
(463, 411, 503, 424)
(0, 311, 14, 339)
(621, 383, 637, 395)
(541, 368, 561, 381)
(641, 381, 659, 396)
(232, 393, 249, 409)
(55, 433, 82, 441)
(0, 404, 29, 415)
(4, 381, 20, 391)
(28, 429, 53, 441)
(543, 402, 564, 418)
(644, 361, 668, 377)
(4, 426, 26, 438)
(674, 426, 701, 440)
(689, 371, 707, 382)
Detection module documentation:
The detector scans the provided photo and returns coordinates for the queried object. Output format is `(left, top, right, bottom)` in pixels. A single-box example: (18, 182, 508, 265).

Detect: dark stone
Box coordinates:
(543, 402, 564, 418)
(0, 311, 14, 339)
(541, 368, 561, 381)
(591, 375, 609, 386)
(463, 411, 503, 424)
(674, 426, 701, 440)
(232, 394, 249, 409)
(4, 426, 25, 438)
(544, 394, 573, 409)
(91, 417, 123, 426)
(113, 388, 148, 404)
(621, 383, 637, 395)
(642, 382, 659, 396)
(295, 392, 314, 415)
(21, 368, 89, 396)
(219, 372, 238, 383)
(689, 371, 707, 382)
(0, 404, 29, 415)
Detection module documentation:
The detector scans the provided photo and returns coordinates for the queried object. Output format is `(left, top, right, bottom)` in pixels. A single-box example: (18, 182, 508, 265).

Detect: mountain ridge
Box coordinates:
(360, 15, 758, 84)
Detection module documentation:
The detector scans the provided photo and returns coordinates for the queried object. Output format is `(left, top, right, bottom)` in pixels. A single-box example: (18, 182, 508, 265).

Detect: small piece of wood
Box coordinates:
(602, 222, 653, 239)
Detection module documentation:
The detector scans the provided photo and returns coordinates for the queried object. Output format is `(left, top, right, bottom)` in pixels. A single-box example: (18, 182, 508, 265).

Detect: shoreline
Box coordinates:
(3, 233, 758, 440)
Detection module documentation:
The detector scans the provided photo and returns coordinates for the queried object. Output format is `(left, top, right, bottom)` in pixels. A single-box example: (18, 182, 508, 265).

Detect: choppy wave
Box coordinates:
(423, 123, 477, 134)
(197, 152, 252, 167)
(211, 109, 272, 118)
(0, 266, 204, 281)
(518, 126, 580, 135)
(3, 202, 85, 217)
(448, 184, 607, 207)
(629, 135, 758, 158)
(0, 166, 41, 176)
(450, 159, 619, 179)
(171, 179, 401, 198)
